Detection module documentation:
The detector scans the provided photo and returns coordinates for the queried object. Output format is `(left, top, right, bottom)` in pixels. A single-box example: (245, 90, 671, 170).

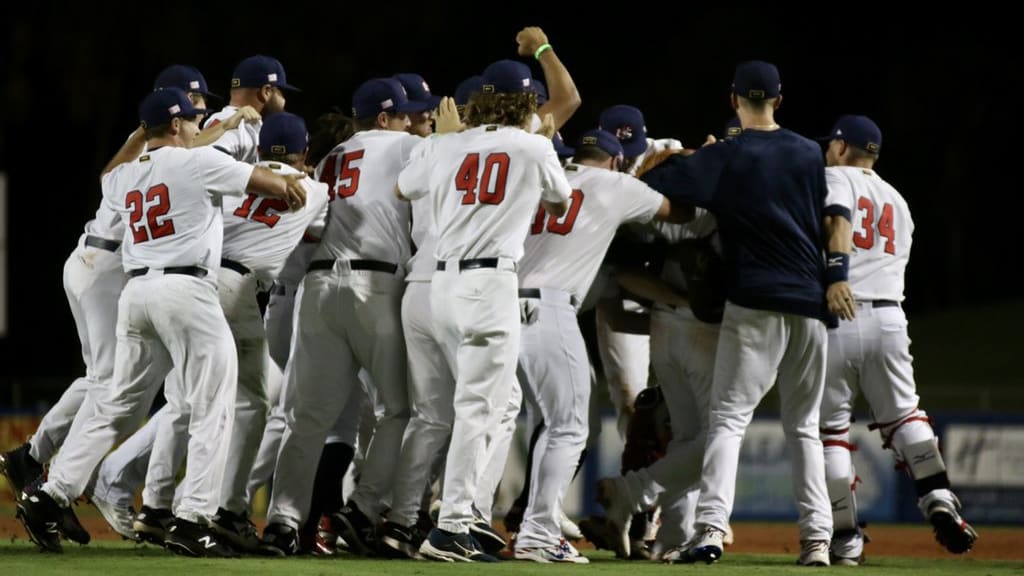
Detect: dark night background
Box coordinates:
(1, 6, 1021, 406)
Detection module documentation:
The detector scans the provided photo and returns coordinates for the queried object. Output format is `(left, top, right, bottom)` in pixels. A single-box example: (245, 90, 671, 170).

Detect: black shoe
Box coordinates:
(380, 521, 423, 559)
(1, 443, 44, 500)
(259, 522, 299, 557)
(209, 507, 260, 554)
(61, 506, 91, 545)
(469, 519, 506, 556)
(418, 527, 499, 562)
(16, 490, 63, 553)
(334, 503, 375, 556)
(133, 505, 173, 545)
(165, 517, 238, 558)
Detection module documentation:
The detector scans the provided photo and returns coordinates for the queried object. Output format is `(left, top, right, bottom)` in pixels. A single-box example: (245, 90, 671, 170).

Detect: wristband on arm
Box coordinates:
(825, 252, 850, 285)
(534, 43, 553, 60)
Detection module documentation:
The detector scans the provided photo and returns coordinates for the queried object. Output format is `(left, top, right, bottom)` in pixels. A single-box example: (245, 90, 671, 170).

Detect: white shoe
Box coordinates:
(723, 524, 735, 546)
(559, 510, 583, 541)
(689, 526, 726, 564)
(91, 495, 137, 540)
(595, 477, 633, 558)
(798, 539, 831, 566)
(515, 538, 589, 564)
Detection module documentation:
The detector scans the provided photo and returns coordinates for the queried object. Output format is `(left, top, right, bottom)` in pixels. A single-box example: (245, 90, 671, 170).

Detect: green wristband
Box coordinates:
(534, 43, 552, 60)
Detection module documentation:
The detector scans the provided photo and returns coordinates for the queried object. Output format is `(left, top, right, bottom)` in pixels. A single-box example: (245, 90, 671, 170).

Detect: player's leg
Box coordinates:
(474, 374, 521, 524)
(775, 314, 831, 565)
(860, 305, 976, 553)
(595, 300, 649, 439)
(819, 320, 865, 564)
(514, 294, 590, 563)
(305, 398, 361, 555)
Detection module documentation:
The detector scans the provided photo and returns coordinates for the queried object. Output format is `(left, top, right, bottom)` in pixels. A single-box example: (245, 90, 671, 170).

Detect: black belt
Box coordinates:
(436, 258, 504, 272)
(872, 300, 899, 308)
(127, 266, 208, 279)
(308, 259, 398, 274)
(518, 288, 579, 307)
(221, 258, 251, 275)
(85, 235, 120, 252)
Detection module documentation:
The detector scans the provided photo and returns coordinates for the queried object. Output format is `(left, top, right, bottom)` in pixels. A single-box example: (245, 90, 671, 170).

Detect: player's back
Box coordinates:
(519, 164, 664, 299)
(102, 146, 252, 274)
(222, 161, 330, 284)
(314, 129, 419, 266)
(426, 125, 562, 261)
(826, 166, 913, 301)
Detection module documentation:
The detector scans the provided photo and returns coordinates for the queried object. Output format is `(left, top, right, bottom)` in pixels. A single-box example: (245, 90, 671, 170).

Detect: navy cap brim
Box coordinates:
(396, 100, 431, 113)
(200, 90, 224, 101)
(276, 82, 302, 92)
(622, 138, 649, 160)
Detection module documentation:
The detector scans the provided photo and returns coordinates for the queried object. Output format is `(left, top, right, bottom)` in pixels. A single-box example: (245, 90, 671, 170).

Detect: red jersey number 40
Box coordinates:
(853, 196, 896, 254)
(456, 153, 509, 205)
(126, 184, 175, 243)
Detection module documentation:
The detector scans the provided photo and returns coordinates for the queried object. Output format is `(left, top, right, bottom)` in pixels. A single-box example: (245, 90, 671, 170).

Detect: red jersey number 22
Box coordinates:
(126, 184, 175, 243)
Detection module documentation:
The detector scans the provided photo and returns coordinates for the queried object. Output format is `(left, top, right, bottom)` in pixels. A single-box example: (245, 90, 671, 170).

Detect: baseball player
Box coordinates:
(818, 115, 977, 563)
(1, 64, 220, 544)
(641, 61, 840, 566)
(394, 72, 443, 137)
(512, 129, 683, 563)
(15, 88, 306, 556)
(260, 77, 423, 555)
(397, 59, 571, 563)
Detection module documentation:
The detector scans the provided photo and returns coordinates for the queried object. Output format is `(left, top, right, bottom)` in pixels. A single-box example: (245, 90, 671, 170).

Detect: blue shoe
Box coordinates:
(418, 527, 499, 562)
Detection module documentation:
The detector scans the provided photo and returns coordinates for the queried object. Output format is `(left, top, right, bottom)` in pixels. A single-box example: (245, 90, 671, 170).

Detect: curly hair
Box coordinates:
(465, 92, 537, 129)
(307, 110, 356, 167)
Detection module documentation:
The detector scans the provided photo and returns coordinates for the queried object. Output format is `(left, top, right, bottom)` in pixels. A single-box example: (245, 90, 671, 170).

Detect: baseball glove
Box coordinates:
(620, 386, 671, 473)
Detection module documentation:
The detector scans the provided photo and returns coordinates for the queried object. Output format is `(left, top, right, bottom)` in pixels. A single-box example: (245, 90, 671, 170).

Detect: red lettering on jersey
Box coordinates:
(206, 118, 221, 128)
(126, 183, 176, 243)
(319, 154, 338, 201)
(853, 196, 896, 254)
(530, 189, 584, 236)
(455, 152, 509, 205)
(234, 193, 288, 228)
(337, 150, 364, 198)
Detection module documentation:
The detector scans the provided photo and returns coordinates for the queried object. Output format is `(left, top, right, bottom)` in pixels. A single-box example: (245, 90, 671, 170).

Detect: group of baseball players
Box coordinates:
(1, 26, 979, 566)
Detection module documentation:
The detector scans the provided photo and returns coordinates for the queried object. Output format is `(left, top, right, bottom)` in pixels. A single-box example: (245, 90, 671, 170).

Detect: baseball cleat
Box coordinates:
(418, 527, 499, 563)
(927, 500, 978, 554)
(1, 443, 44, 501)
(61, 505, 92, 545)
(797, 539, 831, 566)
(333, 503, 375, 556)
(165, 517, 238, 558)
(515, 538, 590, 564)
(559, 509, 584, 541)
(380, 521, 423, 559)
(133, 505, 173, 545)
(469, 519, 506, 556)
(209, 507, 260, 554)
(688, 526, 726, 564)
(16, 490, 64, 553)
(259, 522, 299, 557)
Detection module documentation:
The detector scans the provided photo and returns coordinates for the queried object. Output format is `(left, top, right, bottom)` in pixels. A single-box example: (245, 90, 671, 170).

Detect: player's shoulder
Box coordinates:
(203, 106, 237, 128)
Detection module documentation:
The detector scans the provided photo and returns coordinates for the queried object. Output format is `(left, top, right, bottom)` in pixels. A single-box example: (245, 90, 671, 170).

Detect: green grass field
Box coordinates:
(0, 542, 1019, 576)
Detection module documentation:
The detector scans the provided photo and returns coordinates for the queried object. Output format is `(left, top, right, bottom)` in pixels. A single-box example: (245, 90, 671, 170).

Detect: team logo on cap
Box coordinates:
(168, 104, 181, 115)
(727, 127, 742, 137)
(748, 89, 765, 99)
(271, 144, 287, 154)
(189, 80, 200, 90)
(380, 98, 394, 110)
(231, 78, 241, 87)
(268, 73, 278, 82)
(615, 125, 634, 141)
(582, 136, 598, 145)
(866, 142, 880, 152)
(482, 84, 496, 94)
(421, 80, 430, 93)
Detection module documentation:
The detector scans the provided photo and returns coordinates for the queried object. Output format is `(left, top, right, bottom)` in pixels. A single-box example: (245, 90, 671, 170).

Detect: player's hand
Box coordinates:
(534, 113, 556, 139)
(702, 134, 717, 147)
(635, 148, 685, 178)
(519, 298, 540, 325)
(222, 106, 261, 130)
(434, 97, 465, 134)
(516, 27, 548, 57)
(827, 281, 856, 321)
(283, 174, 307, 211)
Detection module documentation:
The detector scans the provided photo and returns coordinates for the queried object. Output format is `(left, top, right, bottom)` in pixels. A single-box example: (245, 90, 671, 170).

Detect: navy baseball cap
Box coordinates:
(481, 60, 534, 94)
(819, 115, 882, 153)
(732, 60, 781, 101)
(722, 117, 742, 140)
(393, 73, 442, 111)
(533, 79, 548, 105)
(552, 131, 574, 159)
(154, 65, 220, 99)
(577, 129, 624, 159)
(598, 105, 648, 159)
(352, 77, 421, 119)
(231, 55, 301, 91)
(259, 112, 308, 156)
(139, 87, 209, 127)
(454, 75, 484, 107)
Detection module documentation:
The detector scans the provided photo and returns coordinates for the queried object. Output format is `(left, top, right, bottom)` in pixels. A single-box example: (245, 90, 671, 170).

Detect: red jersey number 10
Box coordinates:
(531, 189, 584, 236)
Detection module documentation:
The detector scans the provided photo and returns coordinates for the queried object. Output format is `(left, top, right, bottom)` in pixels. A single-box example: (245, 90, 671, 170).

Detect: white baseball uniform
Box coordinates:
(42, 145, 253, 523)
(819, 166, 945, 558)
(204, 106, 262, 164)
(399, 125, 572, 535)
(266, 128, 418, 529)
(514, 163, 664, 550)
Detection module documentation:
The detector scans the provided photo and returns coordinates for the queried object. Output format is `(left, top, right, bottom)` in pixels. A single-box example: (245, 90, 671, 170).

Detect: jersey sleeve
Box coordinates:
(192, 146, 255, 198)
(640, 141, 733, 209)
(397, 137, 435, 200)
(824, 167, 854, 220)
(617, 174, 667, 225)
(538, 143, 572, 204)
(304, 179, 331, 237)
(207, 125, 245, 159)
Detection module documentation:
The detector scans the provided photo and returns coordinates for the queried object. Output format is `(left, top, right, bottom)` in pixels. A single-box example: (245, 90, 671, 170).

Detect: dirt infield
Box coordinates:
(1, 507, 1020, 561)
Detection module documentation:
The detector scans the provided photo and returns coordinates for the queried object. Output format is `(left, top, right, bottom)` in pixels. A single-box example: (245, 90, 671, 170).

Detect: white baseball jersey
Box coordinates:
(83, 200, 126, 241)
(313, 130, 420, 265)
(627, 136, 684, 176)
(398, 125, 571, 261)
(518, 164, 663, 299)
(221, 161, 330, 284)
(825, 166, 913, 301)
(101, 146, 253, 274)
(204, 105, 262, 164)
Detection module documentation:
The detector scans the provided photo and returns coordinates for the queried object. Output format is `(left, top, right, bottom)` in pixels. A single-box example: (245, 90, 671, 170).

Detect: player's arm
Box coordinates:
(246, 166, 307, 211)
(824, 211, 855, 320)
(614, 270, 688, 308)
(191, 106, 261, 149)
(653, 198, 695, 224)
(516, 27, 581, 130)
(101, 126, 146, 177)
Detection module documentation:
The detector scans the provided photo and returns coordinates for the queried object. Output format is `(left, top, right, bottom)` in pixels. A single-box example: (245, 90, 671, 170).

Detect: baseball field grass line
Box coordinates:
(0, 543, 1021, 576)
